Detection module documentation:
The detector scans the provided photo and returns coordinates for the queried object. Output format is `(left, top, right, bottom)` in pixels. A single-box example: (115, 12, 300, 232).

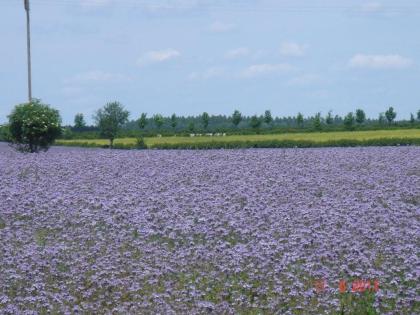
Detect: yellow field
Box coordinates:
(57, 129, 420, 146)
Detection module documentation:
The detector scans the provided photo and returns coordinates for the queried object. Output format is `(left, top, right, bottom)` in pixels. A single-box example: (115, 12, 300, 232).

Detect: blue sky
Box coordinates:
(1, 0, 419, 124)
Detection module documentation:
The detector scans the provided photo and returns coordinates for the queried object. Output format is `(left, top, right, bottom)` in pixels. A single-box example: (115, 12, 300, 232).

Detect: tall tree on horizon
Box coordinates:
(264, 110, 273, 126)
(201, 112, 210, 130)
(170, 113, 177, 131)
(296, 112, 304, 128)
(138, 113, 148, 130)
(355, 109, 366, 124)
(74, 113, 86, 129)
(94, 101, 129, 148)
(231, 110, 242, 128)
(385, 107, 397, 125)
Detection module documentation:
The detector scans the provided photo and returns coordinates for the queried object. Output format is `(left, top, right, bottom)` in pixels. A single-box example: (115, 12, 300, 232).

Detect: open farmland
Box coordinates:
(0, 144, 419, 314)
(57, 128, 420, 148)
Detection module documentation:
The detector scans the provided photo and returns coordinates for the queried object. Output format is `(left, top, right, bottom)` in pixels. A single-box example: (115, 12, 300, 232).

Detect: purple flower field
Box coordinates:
(0, 144, 419, 314)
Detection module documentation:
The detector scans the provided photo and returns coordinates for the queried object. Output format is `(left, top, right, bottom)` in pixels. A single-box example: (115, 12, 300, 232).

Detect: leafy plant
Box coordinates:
(250, 115, 262, 131)
(355, 109, 366, 124)
(385, 107, 397, 124)
(296, 112, 304, 128)
(344, 112, 355, 130)
(202, 112, 210, 130)
(153, 114, 164, 130)
(231, 110, 242, 128)
(171, 113, 177, 130)
(325, 111, 333, 125)
(8, 99, 61, 153)
(264, 110, 273, 125)
(138, 113, 148, 130)
(94, 101, 129, 148)
(313, 112, 322, 131)
(74, 113, 86, 129)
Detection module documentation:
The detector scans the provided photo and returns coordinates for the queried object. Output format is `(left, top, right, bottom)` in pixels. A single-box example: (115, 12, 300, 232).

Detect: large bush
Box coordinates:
(8, 99, 62, 153)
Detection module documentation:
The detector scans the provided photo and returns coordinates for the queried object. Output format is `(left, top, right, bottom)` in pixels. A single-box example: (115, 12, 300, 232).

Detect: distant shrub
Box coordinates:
(136, 136, 148, 149)
(0, 124, 11, 142)
(8, 99, 61, 153)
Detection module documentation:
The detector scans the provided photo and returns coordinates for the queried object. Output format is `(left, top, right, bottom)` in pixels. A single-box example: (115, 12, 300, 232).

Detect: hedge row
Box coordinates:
(56, 137, 420, 150)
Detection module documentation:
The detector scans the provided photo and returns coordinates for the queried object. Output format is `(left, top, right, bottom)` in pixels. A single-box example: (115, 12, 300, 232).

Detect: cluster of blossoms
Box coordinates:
(0, 144, 419, 314)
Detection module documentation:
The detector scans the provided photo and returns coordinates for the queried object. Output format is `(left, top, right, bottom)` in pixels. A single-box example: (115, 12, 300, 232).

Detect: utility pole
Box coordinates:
(24, 0, 32, 102)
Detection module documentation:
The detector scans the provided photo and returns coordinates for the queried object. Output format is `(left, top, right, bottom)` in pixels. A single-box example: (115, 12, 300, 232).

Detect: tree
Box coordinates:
(325, 111, 333, 125)
(264, 110, 273, 125)
(74, 113, 86, 129)
(202, 112, 210, 130)
(296, 112, 304, 128)
(170, 113, 177, 131)
(250, 115, 262, 131)
(355, 109, 366, 125)
(417, 110, 420, 121)
(231, 110, 242, 128)
(138, 113, 148, 130)
(378, 113, 385, 125)
(313, 112, 322, 130)
(343, 112, 355, 130)
(153, 114, 164, 130)
(8, 99, 61, 153)
(410, 113, 415, 124)
(385, 107, 396, 124)
(94, 101, 129, 148)
(188, 121, 195, 132)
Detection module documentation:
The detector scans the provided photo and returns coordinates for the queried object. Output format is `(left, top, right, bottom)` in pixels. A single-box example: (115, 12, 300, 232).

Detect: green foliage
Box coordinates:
(138, 113, 148, 130)
(232, 110, 242, 127)
(355, 109, 366, 124)
(410, 113, 415, 124)
(378, 113, 386, 125)
(250, 115, 262, 130)
(8, 99, 62, 153)
(344, 112, 355, 130)
(171, 113, 177, 130)
(264, 110, 273, 125)
(188, 122, 195, 132)
(74, 113, 86, 129)
(202, 112, 210, 130)
(385, 107, 397, 124)
(135, 136, 148, 149)
(313, 112, 322, 131)
(325, 111, 333, 125)
(94, 101, 129, 148)
(417, 109, 420, 121)
(0, 124, 11, 142)
(153, 114, 164, 130)
(296, 112, 304, 127)
(61, 127, 74, 140)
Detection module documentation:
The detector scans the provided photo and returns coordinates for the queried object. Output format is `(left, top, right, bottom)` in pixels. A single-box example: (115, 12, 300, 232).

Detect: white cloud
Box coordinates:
(188, 67, 225, 80)
(136, 49, 181, 66)
(348, 54, 413, 69)
(209, 21, 235, 33)
(360, 2, 383, 14)
(225, 47, 250, 59)
(279, 42, 306, 57)
(240, 63, 294, 78)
